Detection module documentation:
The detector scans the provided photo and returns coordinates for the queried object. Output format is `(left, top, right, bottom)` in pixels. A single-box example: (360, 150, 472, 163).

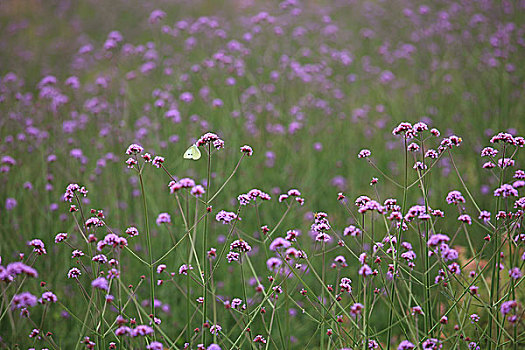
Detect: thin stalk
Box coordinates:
(321, 240, 326, 349)
(202, 143, 212, 344)
(489, 144, 505, 350)
(138, 169, 156, 339)
(387, 135, 408, 350)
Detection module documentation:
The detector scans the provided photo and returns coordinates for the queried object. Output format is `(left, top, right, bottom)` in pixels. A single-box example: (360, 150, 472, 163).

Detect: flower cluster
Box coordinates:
(197, 132, 225, 150)
(237, 189, 271, 205)
(215, 210, 240, 224)
(311, 212, 331, 242)
(63, 183, 88, 202)
(278, 188, 305, 205)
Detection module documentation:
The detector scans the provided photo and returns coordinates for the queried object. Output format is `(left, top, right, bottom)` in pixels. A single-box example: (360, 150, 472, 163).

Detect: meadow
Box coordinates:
(0, 0, 524, 349)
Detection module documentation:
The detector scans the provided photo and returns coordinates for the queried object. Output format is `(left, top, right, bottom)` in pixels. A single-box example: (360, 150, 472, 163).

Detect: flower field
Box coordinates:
(0, 0, 524, 349)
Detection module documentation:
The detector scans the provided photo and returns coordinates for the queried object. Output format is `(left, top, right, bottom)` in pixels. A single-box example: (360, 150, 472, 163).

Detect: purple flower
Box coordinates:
(28, 239, 46, 255)
(180, 92, 193, 103)
(358, 149, 371, 158)
(156, 212, 171, 226)
(458, 214, 472, 225)
(413, 122, 428, 132)
(72, 250, 84, 258)
(67, 268, 81, 279)
(266, 257, 282, 271)
(448, 262, 461, 274)
(498, 158, 515, 168)
(422, 338, 441, 349)
(4, 262, 38, 280)
(379, 70, 395, 84)
(490, 132, 515, 145)
(398, 340, 415, 350)
(343, 225, 361, 237)
(91, 277, 109, 291)
(350, 303, 364, 316)
(368, 340, 379, 349)
(191, 185, 205, 197)
(392, 122, 413, 136)
(440, 245, 458, 261)
(115, 326, 132, 336)
(210, 324, 221, 335)
(479, 210, 491, 222)
(131, 325, 154, 337)
(269, 237, 291, 251)
(240, 145, 253, 156)
(339, 277, 352, 294)
(149, 10, 166, 24)
(330, 176, 347, 190)
(215, 210, 240, 224)
(468, 342, 480, 350)
(40, 291, 58, 304)
(427, 234, 450, 247)
(500, 300, 517, 315)
(481, 147, 498, 157)
(334, 255, 347, 268)
(446, 190, 465, 205)
(5, 198, 17, 211)
(178, 264, 193, 275)
(401, 250, 416, 262)
(509, 267, 522, 279)
(197, 132, 225, 150)
(146, 341, 164, 350)
(494, 184, 518, 198)
(411, 306, 424, 316)
(125, 227, 139, 237)
(152, 156, 164, 168)
(230, 239, 252, 253)
(226, 252, 240, 263)
(1, 155, 16, 166)
(12, 292, 38, 309)
(156, 264, 166, 274)
(92, 254, 108, 264)
(515, 197, 525, 209)
(359, 264, 373, 277)
(97, 233, 127, 251)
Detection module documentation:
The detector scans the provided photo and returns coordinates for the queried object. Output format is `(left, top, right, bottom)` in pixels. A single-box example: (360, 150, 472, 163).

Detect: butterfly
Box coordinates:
(183, 144, 201, 160)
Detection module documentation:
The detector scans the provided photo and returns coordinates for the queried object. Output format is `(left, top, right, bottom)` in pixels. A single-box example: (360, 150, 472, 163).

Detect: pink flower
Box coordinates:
(149, 9, 166, 24)
(269, 237, 291, 251)
(152, 156, 164, 168)
(91, 277, 109, 291)
(240, 145, 253, 156)
(156, 213, 171, 226)
(446, 190, 465, 205)
(191, 185, 205, 197)
(126, 144, 144, 155)
(358, 149, 371, 158)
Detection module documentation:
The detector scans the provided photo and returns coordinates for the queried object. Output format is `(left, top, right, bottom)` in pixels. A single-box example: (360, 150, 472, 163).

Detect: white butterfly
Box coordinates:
(183, 144, 201, 160)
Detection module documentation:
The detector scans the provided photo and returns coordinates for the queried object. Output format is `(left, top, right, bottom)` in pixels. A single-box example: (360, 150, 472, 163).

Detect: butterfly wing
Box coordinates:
(183, 145, 194, 159)
(192, 145, 201, 160)
(184, 145, 201, 160)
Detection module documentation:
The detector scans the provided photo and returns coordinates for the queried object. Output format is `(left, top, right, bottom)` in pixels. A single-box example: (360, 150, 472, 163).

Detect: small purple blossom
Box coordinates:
(91, 277, 109, 291)
(156, 213, 171, 226)
(500, 300, 517, 315)
(397, 340, 415, 350)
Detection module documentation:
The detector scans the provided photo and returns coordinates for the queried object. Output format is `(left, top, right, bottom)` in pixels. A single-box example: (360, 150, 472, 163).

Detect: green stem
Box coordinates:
(202, 143, 212, 344)
(138, 169, 156, 340)
(387, 135, 408, 350)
